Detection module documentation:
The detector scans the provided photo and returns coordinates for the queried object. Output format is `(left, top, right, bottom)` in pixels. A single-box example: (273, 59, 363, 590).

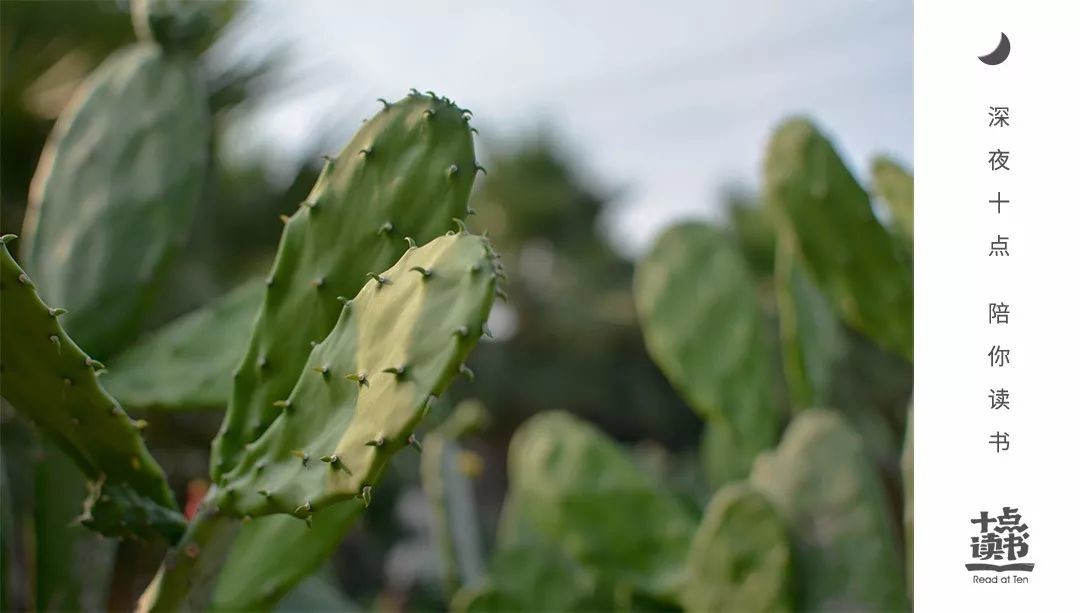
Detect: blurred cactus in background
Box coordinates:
(1, 2, 913, 612)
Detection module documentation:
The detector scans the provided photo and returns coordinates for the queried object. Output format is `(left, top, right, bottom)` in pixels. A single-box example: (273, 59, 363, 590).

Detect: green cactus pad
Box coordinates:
(774, 236, 844, 410)
(681, 483, 792, 613)
(421, 400, 490, 596)
(215, 233, 496, 518)
(496, 411, 695, 598)
(634, 222, 781, 481)
(102, 281, 263, 410)
(19, 44, 209, 359)
(765, 119, 913, 361)
(0, 241, 184, 541)
(871, 156, 915, 244)
(210, 503, 363, 611)
(211, 92, 477, 480)
(750, 410, 907, 611)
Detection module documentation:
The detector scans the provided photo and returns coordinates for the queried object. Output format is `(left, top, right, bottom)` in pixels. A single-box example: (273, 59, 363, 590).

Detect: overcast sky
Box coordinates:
(219, 0, 913, 255)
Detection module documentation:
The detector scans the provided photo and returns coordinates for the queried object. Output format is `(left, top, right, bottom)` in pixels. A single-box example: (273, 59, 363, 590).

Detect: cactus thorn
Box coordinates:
(459, 363, 475, 381)
(290, 450, 310, 466)
(345, 372, 369, 386)
(452, 325, 469, 338)
(85, 358, 105, 370)
(409, 266, 432, 279)
(242, 515, 253, 524)
(111, 406, 123, 416)
(256, 355, 268, 369)
(475, 163, 487, 175)
(407, 434, 422, 452)
(366, 272, 390, 287)
(377, 97, 390, 107)
(378, 221, 393, 235)
(366, 436, 386, 448)
(314, 363, 331, 377)
(337, 295, 349, 305)
(382, 365, 407, 379)
(448, 164, 459, 177)
(360, 485, 373, 508)
(409, 88, 420, 96)
(62, 377, 72, 387)
(425, 90, 437, 98)
(184, 543, 200, 559)
(273, 399, 291, 410)
(321, 154, 333, 162)
(466, 206, 477, 216)
(131, 419, 148, 430)
(452, 218, 468, 234)
(319, 454, 339, 464)
(0, 234, 16, 244)
(470, 127, 479, 135)
(423, 108, 437, 119)
(302, 200, 318, 210)
(404, 236, 417, 249)
(296, 501, 312, 515)
(257, 489, 270, 497)
(495, 288, 508, 302)
(49, 335, 60, 352)
(279, 214, 290, 224)
(311, 276, 325, 288)
(357, 148, 372, 157)
(48, 307, 68, 317)
(17, 273, 32, 286)
(255, 461, 266, 473)
(483, 323, 494, 338)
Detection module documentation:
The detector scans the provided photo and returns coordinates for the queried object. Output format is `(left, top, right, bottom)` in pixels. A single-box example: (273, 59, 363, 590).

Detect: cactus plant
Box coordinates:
(749, 410, 907, 611)
(19, 44, 209, 359)
(680, 482, 792, 613)
(901, 403, 914, 600)
(211, 92, 478, 482)
(0, 237, 185, 541)
(140, 231, 498, 611)
(102, 281, 263, 410)
(765, 118, 913, 361)
(634, 222, 781, 485)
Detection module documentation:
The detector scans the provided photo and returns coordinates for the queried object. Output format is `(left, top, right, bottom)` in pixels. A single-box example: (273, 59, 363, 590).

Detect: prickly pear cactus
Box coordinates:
(103, 281, 263, 410)
(681, 483, 792, 613)
(634, 222, 781, 483)
(765, 118, 913, 361)
(211, 92, 478, 481)
(215, 232, 497, 518)
(20, 44, 209, 359)
(871, 156, 915, 245)
(421, 400, 490, 596)
(0, 238, 184, 541)
(494, 411, 695, 601)
(750, 410, 907, 611)
(774, 235, 844, 410)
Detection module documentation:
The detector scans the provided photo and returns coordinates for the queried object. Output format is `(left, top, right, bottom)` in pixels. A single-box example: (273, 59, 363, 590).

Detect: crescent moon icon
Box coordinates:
(978, 32, 1011, 65)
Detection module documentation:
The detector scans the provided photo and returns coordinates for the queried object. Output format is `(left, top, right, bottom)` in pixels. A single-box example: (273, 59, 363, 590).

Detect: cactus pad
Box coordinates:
(20, 44, 209, 359)
(634, 222, 781, 482)
(871, 156, 915, 244)
(211, 92, 477, 480)
(102, 281, 262, 410)
(214, 233, 497, 518)
(0, 239, 183, 541)
(750, 410, 907, 611)
(764, 118, 913, 361)
(681, 483, 792, 613)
